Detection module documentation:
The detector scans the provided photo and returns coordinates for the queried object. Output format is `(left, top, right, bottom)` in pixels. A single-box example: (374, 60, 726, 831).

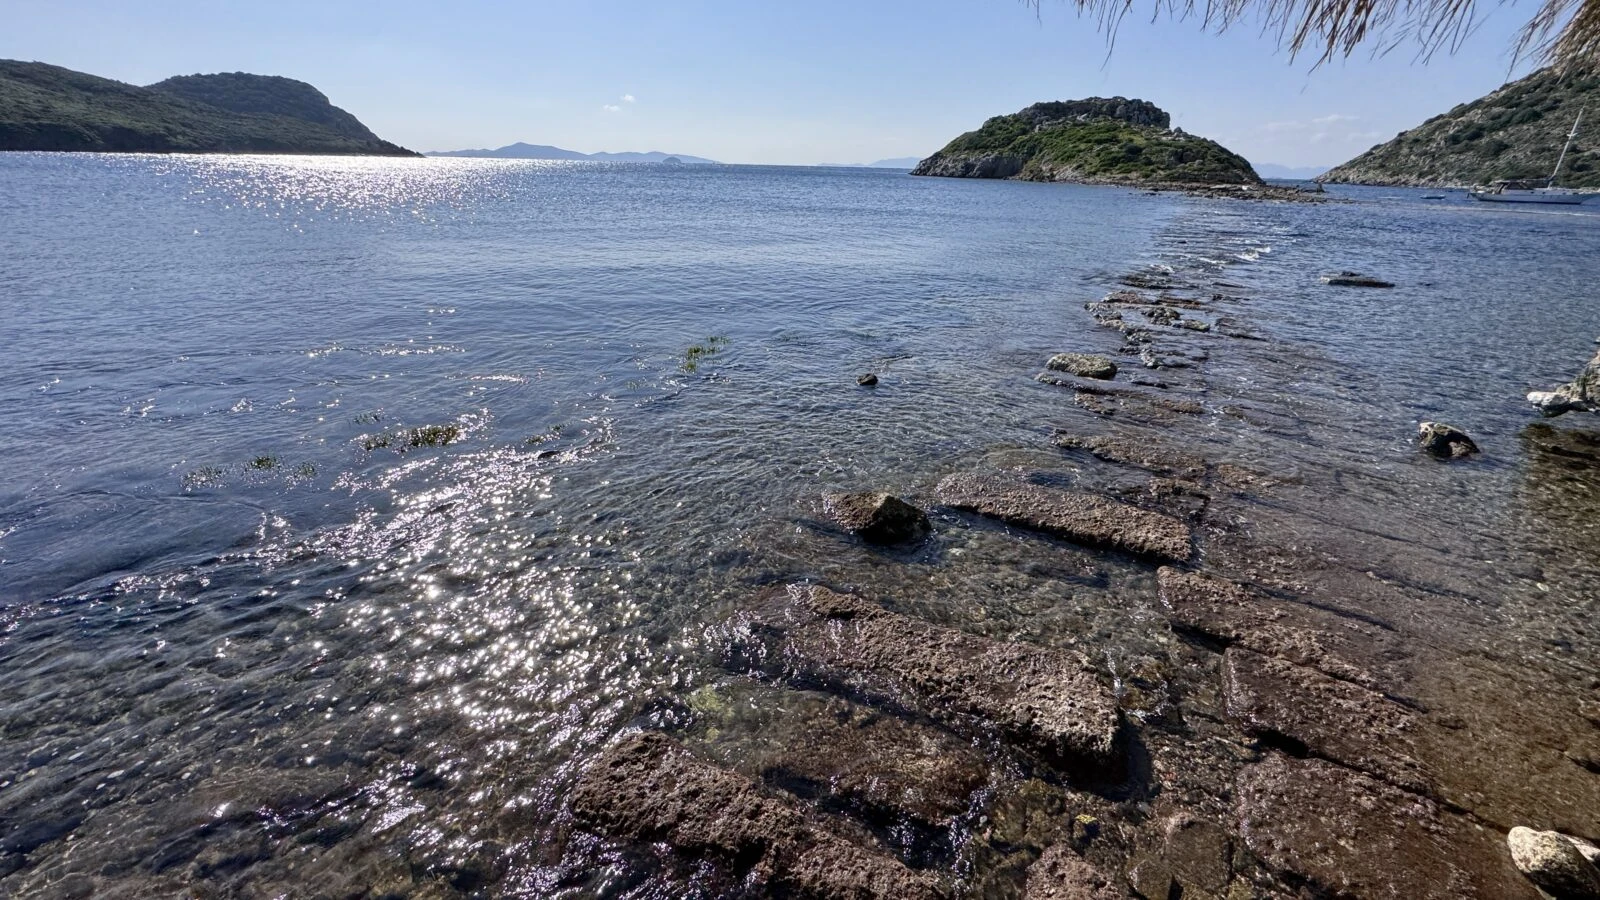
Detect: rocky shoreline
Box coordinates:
(553, 214, 1600, 897)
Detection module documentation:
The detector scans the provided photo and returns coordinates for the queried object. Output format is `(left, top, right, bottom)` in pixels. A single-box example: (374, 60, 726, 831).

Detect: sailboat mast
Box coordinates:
(1549, 110, 1583, 187)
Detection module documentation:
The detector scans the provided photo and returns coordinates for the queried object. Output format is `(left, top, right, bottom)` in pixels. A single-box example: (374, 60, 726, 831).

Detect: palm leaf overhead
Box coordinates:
(1033, 0, 1599, 70)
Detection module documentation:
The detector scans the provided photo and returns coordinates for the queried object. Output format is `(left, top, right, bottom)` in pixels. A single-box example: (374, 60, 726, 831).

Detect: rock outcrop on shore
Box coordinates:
(1530, 343, 1600, 416)
(911, 98, 1260, 185)
(0, 60, 417, 155)
(1321, 67, 1600, 188)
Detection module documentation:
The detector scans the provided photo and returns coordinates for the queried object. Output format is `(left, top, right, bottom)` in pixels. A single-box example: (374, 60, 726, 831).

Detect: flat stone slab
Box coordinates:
(1223, 647, 1431, 794)
(570, 731, 947, 899)
(738, 585, 1121, 775)
(938, 472, 1193, 563)
(689, 684, 988, 839)
(1156, 567, 1392, 689)
(1052, 433, 1208, 479)
(1236, 754, 1539, 899)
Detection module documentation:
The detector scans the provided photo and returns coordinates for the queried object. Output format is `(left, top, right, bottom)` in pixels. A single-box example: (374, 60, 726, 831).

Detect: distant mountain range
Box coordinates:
(1254, 163, 1332, 180)
(816, 157, 924, 169)
(426, 142, 716, 164)
(0, 60, 415, 155)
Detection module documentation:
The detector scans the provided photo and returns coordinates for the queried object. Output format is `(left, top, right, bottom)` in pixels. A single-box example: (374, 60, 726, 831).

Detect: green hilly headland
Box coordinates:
(0, 60, 416, 155)
(911, 98, 1260, 185)
(1321, 68, 1600, 188)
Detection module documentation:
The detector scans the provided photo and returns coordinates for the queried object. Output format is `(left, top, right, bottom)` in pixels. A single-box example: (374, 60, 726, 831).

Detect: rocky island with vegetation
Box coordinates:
(1321, 67, 1600, 188)
(0, 60, 416, 156)
(911, 98, 1262, 187)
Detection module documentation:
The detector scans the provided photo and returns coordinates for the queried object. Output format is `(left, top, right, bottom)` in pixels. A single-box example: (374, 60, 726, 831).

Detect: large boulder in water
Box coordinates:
(823, 492, 931, 544)
(1419, 422, 1480, 459)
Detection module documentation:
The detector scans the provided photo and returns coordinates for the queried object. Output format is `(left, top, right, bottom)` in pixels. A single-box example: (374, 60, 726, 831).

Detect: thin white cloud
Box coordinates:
(621, 94, 636, 103)
(602, 104, 622, 113)
(1259, 114, 1362, 135)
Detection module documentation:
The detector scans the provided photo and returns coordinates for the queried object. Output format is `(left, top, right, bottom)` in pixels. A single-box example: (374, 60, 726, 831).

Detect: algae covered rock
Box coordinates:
(1047, 353, 1119, 380)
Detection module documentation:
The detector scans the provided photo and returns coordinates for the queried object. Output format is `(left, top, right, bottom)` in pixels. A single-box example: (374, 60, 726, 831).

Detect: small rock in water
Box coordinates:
(1507, 826, 1600, 900)
(1046, 353, 1118, 380)
(1321, 271, 1395, 288)
(1418, 421, 1480, 459)
(823, 491, 931, 544)
(857, 372, 879, 386)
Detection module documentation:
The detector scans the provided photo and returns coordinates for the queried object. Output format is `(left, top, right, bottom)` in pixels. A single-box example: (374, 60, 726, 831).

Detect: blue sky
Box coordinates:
(3, 0, 1549, 167)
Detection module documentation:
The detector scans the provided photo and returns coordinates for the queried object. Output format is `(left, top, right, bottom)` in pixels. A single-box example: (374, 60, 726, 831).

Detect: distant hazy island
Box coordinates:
(1322, 68, 1600, 188)
(427, 142, 716, 164)
(817, 157, 925, 169)
(0, 61, 415, 156)
(912, 98, 1259, 185)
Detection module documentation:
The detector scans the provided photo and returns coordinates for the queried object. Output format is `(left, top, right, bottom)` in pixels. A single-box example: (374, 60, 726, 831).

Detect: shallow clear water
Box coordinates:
(1, 155, 1597, 897)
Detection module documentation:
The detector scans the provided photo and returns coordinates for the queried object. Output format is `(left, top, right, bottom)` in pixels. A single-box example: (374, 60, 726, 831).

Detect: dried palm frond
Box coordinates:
(1030, 0, 1600, 71)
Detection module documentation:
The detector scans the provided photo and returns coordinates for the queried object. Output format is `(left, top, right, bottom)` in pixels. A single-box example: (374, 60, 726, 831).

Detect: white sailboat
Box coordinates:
(1470, 111, 1596, 205)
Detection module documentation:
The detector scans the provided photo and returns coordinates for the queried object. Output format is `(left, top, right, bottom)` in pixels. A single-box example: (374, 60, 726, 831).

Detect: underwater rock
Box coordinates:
(1047, 353, 1119, 380)
(1152, 813, 1233, 896)
(570, 731, 946, 899)
(1321, 271, 1395, 288)
(938, 471, 1193, 562)
(1052, 433, 1208, 479)
(693, 686, 988, 841)
(1507, 827, 1600, 900)
(736, 585, 1121, 775)
(1419, 421, 1480, 459)
(1022, 844, 1123, 899)
(823, 492, 932, 545)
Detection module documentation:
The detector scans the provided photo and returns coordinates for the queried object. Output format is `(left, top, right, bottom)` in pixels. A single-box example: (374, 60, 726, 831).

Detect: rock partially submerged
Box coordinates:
(690, 684, 988, 843)
(570, 731, 946, 899)
(1047, 353, 1119, 380)
(1506, 827, 1600, 900)
(857, 373, 879, 387)
(1052, 433, 1207, 479)
(823, 492, 932, 545)
(1419, 421, 1480, 459)
(1022, 844, 1122, 899)
(1529, 345, 1600, 417)
(736, 585, 1121, 774)
(1321, 271, 1395, 288)
(938, 472, 1193, 562)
